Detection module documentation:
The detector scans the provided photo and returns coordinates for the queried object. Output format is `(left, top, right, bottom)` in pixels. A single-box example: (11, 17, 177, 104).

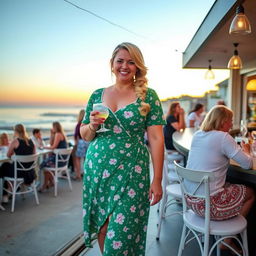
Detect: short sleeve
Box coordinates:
(145, 88, 166, 127)
(82, 89, 103, 124)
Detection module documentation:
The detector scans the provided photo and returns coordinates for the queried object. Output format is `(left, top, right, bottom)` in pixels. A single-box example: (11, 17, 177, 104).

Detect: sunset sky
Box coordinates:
(0, 0, 229, 107)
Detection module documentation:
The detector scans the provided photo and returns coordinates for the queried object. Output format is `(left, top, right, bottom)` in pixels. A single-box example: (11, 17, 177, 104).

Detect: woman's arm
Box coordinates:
(80, 110, 105, 141)
(147, 125, 164, 206)
(189, 119, 195, 128)
(45, 133, 62, 149)
(171, 110, 186, 131)
(7, 139, 18, 158)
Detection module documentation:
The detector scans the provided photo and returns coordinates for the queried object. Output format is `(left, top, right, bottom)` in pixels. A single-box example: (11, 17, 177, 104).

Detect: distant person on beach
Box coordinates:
(39, 122, 67, 192)
(0, 124, 36, 203)
(31, 128, 45, 149)
(80, 42, 165, 255)
(72, 109, 89, 181)
(186, 103, 204, 128)
(0, 132, 10, 147)
(164, 101, 186, 151)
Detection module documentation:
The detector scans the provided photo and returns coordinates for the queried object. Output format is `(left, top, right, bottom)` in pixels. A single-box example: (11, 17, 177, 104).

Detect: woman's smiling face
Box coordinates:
(112, 49, 137, 84)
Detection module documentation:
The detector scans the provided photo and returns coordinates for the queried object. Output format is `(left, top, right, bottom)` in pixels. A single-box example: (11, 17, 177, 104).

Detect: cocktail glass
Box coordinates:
(93, 103, 110, 132)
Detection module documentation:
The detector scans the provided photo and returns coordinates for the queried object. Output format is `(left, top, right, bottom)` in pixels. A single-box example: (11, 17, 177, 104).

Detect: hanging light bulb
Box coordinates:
(229, 4, 251, 35)
(227, 43, 243, 69)
(204, 60, 215, 80)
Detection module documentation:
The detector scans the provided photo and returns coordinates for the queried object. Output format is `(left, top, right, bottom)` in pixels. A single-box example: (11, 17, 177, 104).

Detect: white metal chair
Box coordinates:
(42, 148, 73, 197)
(156, 153, 183, 240)
(3, 154, 40, 212)
(174, 161, 248, 256)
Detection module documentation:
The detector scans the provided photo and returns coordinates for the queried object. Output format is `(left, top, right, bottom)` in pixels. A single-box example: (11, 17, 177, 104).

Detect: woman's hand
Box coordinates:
(179, 107, 185, 115)
(149, 178, 163, 206)
(89, 110, 105, 130)
(241, 141, 251, 155)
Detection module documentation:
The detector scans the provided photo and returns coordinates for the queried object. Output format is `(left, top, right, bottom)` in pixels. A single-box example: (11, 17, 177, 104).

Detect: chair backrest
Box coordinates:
(11, 154, 39, 178)
(53, 148, 73, 168)
(174, 161, 215, 228)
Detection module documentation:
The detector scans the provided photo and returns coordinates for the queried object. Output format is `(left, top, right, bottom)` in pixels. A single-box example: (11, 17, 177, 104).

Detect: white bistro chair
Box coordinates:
(174, 161, 248, 256)
(156, 153, 183, 240)
(3, 154, 40, 213)
(42, 148, 73, 197)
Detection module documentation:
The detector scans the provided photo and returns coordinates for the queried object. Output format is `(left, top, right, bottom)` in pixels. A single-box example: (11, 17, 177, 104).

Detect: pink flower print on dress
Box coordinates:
(128, 188, 136, 198)
(113, 125, 122, 134)
(114, 213, 125, 224)
(107, 230, 115, 239)
(102, 169, 110, 179)
(109, 158, 117, 165)
(125, 143, 131, 148)
(135, 165, 142, 174)
(84, 231, 89, 239)
(135, 234, 140, 243)
(127, 234, 132, 239)
(155, 100, 160, 106)
(82, 209, 87, 217)
(123, 226, 129, 233)
(113, 194, 120, 201)
(130, 121, 136, 126)
(139, 183, 144, 188)
(109, 143, 116, 149)
(118, 164, 124, 170)
(123, 250, 129, 256)
(130, 205, 136, 213)
(143, 225, 147, 232)
(124, 111, 134, 118)
(112, 240, 123, 250)
(140, 210, 145, 216)
(151, 115, 157, 120)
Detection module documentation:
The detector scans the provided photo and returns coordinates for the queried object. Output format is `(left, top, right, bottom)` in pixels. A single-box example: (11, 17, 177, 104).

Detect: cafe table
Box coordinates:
(172, 128, 256, 186)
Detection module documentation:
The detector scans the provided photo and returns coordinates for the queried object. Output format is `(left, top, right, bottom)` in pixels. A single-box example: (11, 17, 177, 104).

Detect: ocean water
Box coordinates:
(0, 106, 85, 134)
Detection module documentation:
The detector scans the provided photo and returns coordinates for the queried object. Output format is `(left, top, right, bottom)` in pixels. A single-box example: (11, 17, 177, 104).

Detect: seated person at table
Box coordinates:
(31, 128, 45, 149)
(186, 103, 204, 128)
(0, 132, 10, 147)
(186, 105, 255, 250)
(164, 101, 185, 151)
(39, 121, 67, 192)
(0, 124, 36, 202)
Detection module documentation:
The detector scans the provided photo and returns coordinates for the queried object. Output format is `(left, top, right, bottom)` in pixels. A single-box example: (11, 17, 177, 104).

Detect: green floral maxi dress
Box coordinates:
(82, 88, 165, 255)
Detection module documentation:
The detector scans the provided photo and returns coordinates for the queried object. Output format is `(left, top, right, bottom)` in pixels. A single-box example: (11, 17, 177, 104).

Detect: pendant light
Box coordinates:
(229, 4, 251, 35)
(204, 60, 215, 80)
(227, 43, 242, 69)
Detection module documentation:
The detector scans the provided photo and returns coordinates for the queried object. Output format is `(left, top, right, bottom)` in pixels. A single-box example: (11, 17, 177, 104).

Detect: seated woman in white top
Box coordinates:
(186, 105, 255, 250)
(186, 103, 204, 128)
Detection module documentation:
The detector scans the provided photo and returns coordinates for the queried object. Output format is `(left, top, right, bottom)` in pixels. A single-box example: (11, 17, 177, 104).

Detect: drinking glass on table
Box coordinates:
(240, 120, 247, 138)
(93, 103, 110, 132)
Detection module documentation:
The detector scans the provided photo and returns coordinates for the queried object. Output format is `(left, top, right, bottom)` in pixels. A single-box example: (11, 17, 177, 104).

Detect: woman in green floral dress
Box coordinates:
(80, 42, 165, 256)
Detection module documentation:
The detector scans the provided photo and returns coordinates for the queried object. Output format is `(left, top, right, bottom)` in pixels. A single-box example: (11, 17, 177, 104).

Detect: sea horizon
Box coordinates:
(0, 105, 86, 135)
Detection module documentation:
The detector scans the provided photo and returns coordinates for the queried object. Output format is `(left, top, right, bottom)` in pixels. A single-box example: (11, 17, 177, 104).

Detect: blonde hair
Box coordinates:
(0, 132, 9, 146)
(52, 121, 67, 142)
(14, 124, 30, 145)
(201, 105, 233, 132)
(110, 42, 150, 116)
(77, 109, 85, 123)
